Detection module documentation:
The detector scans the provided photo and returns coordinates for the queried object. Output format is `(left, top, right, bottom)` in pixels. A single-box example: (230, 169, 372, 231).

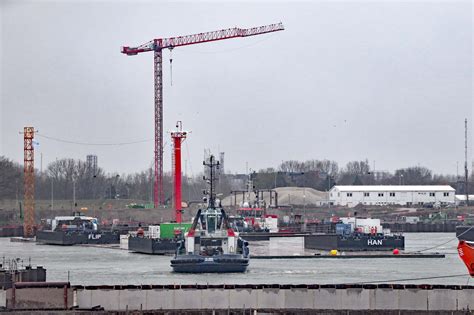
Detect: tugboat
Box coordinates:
(229, 173, 279, 234)
(171, 155, 250, 273)
(36, 212, 119, 245)
(456, 226, 474, 276)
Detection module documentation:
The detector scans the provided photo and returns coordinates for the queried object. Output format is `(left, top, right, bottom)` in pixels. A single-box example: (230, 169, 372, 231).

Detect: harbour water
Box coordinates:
(0, 233, 469, 286)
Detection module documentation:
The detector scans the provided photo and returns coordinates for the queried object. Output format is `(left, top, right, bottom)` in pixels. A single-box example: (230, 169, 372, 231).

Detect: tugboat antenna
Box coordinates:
(203, 155, 220, 209)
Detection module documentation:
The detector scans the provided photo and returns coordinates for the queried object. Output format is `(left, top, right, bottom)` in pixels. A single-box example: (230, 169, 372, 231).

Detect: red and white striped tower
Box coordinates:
(171, 121, 187, 223)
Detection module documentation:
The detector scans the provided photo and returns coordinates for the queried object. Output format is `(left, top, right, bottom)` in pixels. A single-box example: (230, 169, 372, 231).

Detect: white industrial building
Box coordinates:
(455, 195, 474, 205)
(329, 185, 456, 207)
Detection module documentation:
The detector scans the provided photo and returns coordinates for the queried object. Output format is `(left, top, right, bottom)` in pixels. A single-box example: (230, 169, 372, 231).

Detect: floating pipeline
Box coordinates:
(251, 253, 445, 259)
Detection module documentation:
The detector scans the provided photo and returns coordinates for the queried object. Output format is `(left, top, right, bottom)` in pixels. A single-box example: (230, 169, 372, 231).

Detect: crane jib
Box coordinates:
(121, 22, 284, 55)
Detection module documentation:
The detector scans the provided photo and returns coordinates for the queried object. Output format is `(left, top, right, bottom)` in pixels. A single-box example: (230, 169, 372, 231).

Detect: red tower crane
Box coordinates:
(121, 23, 284, 207)
(171, 121, 187, 223)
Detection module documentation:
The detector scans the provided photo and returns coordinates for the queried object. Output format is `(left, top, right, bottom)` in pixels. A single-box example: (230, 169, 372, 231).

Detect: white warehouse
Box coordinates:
(329, 185, 456, 207)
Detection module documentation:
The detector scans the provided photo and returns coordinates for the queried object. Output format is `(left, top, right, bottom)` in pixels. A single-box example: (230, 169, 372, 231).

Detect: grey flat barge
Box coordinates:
(128, 236, 178, 254)
(36, 230, 119, 245)
(304, 233, 405, 251)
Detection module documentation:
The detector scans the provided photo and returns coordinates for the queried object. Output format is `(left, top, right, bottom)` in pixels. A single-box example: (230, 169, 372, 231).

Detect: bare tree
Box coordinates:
(394, 166, 432, 185)
(0, 156, 22, 200)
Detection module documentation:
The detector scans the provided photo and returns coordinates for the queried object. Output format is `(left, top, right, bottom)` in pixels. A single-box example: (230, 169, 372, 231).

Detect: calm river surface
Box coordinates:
(0, 233, 470, 286)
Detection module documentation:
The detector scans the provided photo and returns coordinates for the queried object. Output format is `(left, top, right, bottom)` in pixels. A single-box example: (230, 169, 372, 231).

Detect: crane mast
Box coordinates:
(122, 23, 284, 207)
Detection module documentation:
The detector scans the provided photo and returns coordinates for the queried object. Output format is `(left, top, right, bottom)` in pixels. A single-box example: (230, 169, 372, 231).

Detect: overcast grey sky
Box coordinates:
(1, 0, 472, 176)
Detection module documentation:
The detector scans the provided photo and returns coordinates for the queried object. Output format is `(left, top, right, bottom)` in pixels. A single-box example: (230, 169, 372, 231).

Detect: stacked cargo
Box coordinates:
(159, 223, 192, 239)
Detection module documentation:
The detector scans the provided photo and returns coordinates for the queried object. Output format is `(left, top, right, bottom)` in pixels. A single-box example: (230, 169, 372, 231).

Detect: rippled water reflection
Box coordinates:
(0, 233, 469, 285)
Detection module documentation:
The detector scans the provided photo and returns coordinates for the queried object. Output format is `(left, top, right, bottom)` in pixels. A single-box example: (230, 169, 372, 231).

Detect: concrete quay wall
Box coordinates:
(73, 284, 474, 312)
(3, 282, 72, 310)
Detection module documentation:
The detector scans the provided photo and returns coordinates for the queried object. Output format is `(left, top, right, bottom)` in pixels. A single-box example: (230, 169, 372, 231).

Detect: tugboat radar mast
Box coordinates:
(203, 155, 220, 209)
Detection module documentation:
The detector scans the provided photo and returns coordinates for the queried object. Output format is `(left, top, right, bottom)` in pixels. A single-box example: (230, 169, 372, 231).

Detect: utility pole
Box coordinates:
(51, 179, 54, 211)
(303, 187, 306, 220)
(465, 118, 469, 206)
(328, 175, 331, 209)
(72, 179, 76, 212)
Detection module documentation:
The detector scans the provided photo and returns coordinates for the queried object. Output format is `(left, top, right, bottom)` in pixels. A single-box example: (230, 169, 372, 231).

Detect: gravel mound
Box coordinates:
(222, 187, 328, 207)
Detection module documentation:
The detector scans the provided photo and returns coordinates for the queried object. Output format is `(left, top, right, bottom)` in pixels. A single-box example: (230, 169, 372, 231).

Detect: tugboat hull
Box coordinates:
(171, 255, 249, 273)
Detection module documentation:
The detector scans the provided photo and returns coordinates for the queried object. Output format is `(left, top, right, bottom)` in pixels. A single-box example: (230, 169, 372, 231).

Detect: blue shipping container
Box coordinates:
(336, 223, 351, 236)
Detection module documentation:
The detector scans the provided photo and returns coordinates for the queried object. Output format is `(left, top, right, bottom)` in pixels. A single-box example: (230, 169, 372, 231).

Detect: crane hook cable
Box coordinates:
(405, 225, 474, 254)
(36, 134, 153, 146)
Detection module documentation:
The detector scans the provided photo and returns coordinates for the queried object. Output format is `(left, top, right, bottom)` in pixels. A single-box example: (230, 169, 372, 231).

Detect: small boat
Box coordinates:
(458, 240, 474, 276)
(170, 155, 250, 273)
(456, 225, 474, 276)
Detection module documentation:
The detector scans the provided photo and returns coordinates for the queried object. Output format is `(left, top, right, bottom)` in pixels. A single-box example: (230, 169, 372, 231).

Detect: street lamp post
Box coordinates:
(328, 176, 332, 208)
(72, 179, 76, 212)
(51, 179, 54, 211)
(303, 187, 306, 231)
(126, 185, 130, 199)
(110, 174, 120, 199)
